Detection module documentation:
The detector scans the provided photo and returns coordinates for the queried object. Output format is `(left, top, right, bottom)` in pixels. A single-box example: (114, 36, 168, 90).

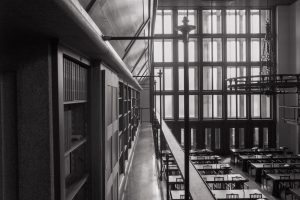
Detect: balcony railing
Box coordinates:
(153, 111, 215, 200)
(279, 105, 300, 124)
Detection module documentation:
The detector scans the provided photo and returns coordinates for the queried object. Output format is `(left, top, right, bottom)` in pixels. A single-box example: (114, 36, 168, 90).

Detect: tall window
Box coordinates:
(153, 8, 274, 151)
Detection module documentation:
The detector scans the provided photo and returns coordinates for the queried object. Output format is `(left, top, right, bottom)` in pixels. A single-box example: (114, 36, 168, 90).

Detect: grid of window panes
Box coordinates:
(153, 8, 274, 151)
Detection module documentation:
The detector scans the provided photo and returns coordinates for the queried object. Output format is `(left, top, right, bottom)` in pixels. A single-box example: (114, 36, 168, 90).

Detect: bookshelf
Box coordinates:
(63, 56, 89, 200)
(118, 81, 141, 177)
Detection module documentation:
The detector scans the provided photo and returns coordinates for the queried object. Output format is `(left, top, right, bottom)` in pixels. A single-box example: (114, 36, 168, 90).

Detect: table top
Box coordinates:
(290, 188, 300, 198)
(194, 163, 231, 170)
(250, 162, 300, 169)
(170, 190, 188, 200)
(231, 148, 284, 154)
(267, 173, 300, 181)
(201, 174, 248, 182)
(212, 189, 266, 199)
(239, 154, 300, 160)
(190, 155, 221, 161)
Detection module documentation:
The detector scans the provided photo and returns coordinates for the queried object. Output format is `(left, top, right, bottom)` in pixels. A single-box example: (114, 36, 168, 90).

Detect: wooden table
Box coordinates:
(194, 164, 232, 175)
(238, 155, 300, 172)
(166, 165, 181, 175)
(190, 149, 214, 156)
(230, 148, 284, 164)
(250, 162, 300, 182)
(202, 174, 249, 190)
(190, 155, 221, 164)
(266, 173, 300, 197)
(170, 190, 189, 200)
(290, 188, 300, 199)
(211, 189, 266, 199)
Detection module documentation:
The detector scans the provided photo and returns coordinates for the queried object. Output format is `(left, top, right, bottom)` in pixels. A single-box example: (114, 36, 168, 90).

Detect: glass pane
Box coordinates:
(227, 38, 236, 62)
(253, 127, 259, 147)
(154, 67, 163, 90)
(227, 66, 236, 89)
(203, 95, 212, 118)
(251, 66, 260, 81)
(189, 40, 197, 62)
(260, 10, 270, 34)
(263, 128, 268, 148)
(212, 10, 222, 34)
(154, 10, 162, 34)
(164, 67, 173, 90)
(226, 10, 235, 34)
(164, 40, 173, 62)
(251, 94, 260, 118)
(230, 128, 235, 148)
(164, 95, 173, 118)
(191, 129, 196, 149)
(203, 67, 212, 90)
(227, 95, 236, 118)
(213, 95, 222, 118)
(261, 95, 271, 118)
(237, 10, 246, 34)
(178, 95, 198, 118)
(178, 68, 184, 91)
(251, 38, 260, 62)
(237, 95, 247, 118)
(179, 95, 184, 118)
(178, 41, 184, 62)
(213, 38, 222, 62)
(215, 128, 221, 149)
(203, 38, 212, 62)
(189, 67, 198, 90)
(154, 41, 163, 62)
(164, 10, 173, 34)
(202, 10, 211, 34)
(189, 95, 198, 118)
(250, 10, 260, 34)
(205, 128, 212, 149)
(239, 128, 245, 148)
(155, 95, 161, 114)
(237, 38, 246, 62)
(213, 67, 222, 90)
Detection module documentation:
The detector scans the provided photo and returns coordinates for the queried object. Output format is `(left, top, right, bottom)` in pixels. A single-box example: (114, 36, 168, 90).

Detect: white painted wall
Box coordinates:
(276, 0, 300, 153)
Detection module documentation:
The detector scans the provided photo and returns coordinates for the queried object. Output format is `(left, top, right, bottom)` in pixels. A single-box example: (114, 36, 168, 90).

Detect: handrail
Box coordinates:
(53, 0, 142, 91)
(155, 112, 215, 200)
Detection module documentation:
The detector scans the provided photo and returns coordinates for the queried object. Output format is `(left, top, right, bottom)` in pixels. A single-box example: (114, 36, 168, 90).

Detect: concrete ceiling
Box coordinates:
(158, 0, 298, 7)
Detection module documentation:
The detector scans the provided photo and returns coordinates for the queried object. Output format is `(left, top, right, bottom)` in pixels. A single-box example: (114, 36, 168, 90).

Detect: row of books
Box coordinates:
(63, 57, 88, 102)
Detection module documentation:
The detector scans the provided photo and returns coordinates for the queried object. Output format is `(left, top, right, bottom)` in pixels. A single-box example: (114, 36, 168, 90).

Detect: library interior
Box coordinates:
(2, 0, 300, 200)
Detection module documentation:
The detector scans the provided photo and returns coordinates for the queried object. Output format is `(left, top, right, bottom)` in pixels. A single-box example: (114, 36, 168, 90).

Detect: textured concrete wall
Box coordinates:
(16, 40, 54, 200)
(277, 1, 300, 153)
(0, 72, 18, 200)
(140, 79, 150, 122)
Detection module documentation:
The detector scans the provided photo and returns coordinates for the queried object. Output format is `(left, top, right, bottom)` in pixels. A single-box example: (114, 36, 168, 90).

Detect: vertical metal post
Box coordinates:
(166, 150, 170, 200)
(159, 70, 163, 179)
(176, 17, 195, 200)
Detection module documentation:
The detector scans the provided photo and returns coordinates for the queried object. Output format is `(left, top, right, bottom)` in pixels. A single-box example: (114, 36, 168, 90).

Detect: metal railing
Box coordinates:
(153, 111, 215, 200)
(279, 105, 300, 124)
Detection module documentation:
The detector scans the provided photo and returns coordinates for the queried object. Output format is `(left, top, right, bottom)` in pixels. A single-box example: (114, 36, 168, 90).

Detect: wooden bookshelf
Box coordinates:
(63, 56, 89, 200)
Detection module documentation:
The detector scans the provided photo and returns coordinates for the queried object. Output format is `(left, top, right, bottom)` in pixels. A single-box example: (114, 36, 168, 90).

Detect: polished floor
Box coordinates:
(123, 123, 163, 200)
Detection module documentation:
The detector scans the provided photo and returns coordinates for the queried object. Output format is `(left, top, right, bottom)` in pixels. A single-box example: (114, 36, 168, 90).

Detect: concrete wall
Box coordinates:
(0, 72, 18, 200)
(140, 78, 151, 122)
(276, 0, 300, 153)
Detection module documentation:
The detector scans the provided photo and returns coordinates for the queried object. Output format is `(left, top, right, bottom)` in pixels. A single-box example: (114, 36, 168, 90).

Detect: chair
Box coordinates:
(213, 177, 226, 190)
(231, 176, 242, 189)
(279, 176, 294, 200)
(249, 193, 262, 199)
(226, 193, 239, 199)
